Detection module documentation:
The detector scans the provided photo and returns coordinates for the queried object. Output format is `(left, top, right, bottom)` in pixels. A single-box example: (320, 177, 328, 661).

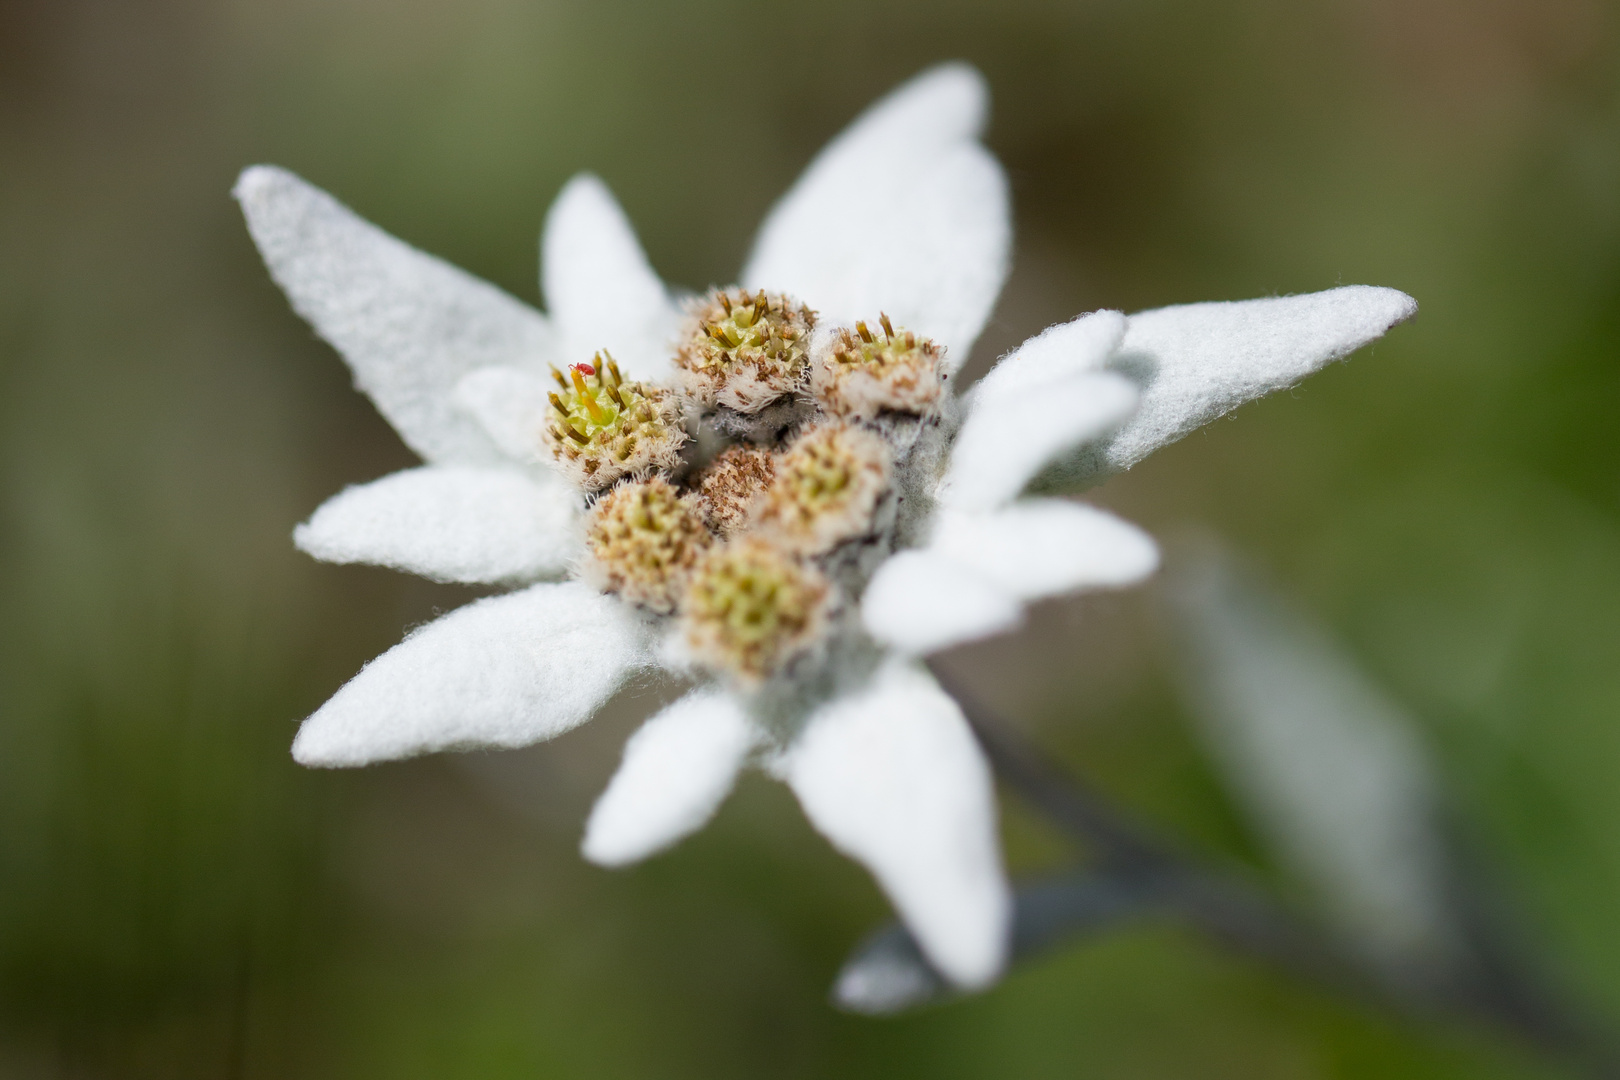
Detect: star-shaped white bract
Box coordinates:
(236, 63, 1415, 991)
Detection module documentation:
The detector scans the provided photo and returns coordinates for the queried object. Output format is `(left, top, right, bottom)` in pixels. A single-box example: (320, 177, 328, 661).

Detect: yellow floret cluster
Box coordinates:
(552, 292, 947, 686)
(542, 353, 684, 493)
(673, 289, 814, 413)
(582, 478, 711, 614)
(810, 315, 947, 420)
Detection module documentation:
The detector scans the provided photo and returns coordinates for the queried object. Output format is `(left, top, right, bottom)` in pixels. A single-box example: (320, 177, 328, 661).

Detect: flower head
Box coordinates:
(811, 315, 947, 419)
(675, 288, 815, 413)
(238, 62, 1415, 991)
(680, 536, 832, 683)
(693, 443, 775, 538)
(753, 421, 891, 556)
(582, 476, 711, 614)
(543, 353, 685, 492)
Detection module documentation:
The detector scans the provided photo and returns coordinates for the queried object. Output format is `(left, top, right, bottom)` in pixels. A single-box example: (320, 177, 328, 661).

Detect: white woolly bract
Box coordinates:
(783, 661, 1010, 989)
(292, 582, 649, 767)
(543, 174, 680, 382)
(943, 370, 1138, 512)
(234, 165, 555, 465)
(741, 63, 1009, 365)
(582, 688, 758, 866)
(1169, 549, 1457, 975)
(451, 367, 554, 464)
(975, 308, 1126, 392)
(860, 549, 1022, 655)
(930, 501, 1159, 601)
(1045, 285, 1417, 489)
(294, 465, 580, 584)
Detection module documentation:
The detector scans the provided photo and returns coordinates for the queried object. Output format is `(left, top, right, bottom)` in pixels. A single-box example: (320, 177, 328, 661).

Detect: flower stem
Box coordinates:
(918, 661, 1620, 1077)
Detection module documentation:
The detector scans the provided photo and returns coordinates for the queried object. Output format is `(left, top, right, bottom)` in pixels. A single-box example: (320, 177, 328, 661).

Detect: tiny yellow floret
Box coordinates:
(811, 315, 945, 419)
(542, 352, 685, 492)
(675, 289, 815, 413)
(753, 422, 890, 555)
(583, 477, 712, 614)
(681, 537, 830, 682)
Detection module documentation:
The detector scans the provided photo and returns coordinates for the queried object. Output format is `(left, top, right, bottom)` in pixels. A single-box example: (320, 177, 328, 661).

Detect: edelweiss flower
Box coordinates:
(236, 64, 1415, 991)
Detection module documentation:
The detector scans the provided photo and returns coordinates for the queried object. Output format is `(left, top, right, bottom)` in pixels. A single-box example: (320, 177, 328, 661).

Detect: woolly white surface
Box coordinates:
(1170, 549, 1454, 971)
(581, 688, 757, 866)
(294, 465, 579, 584)
(975, 309, 1126, 393)
(943, 371, 1138, 512)
(783, 661, 1010, 988)
(292, 582, 648, 767)
(931, 501, 1159, 601)
(542, 174, 680, 382)
(741, 64, 1010, 365)
(860, 549, 1021, 656)
(1103, 285, 1417, 472)
(234, 166, 554, 465)
(452, 366, 554, 464)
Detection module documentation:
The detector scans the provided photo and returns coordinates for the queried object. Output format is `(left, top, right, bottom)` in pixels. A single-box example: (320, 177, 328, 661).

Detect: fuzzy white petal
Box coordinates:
(542, 174, 680, 381)
(742, 64, 1010, 365)
(1045, 286, 1416, 488)
(452, 366, 554, 464)
(931, 502, 1159, 601)
(942, 371, 1138, 512)
(235, 165, 554, 465)
(975, 309, 1128, 393)
(783, 661, 1010, 988)
(862, 550, 1022, 655)
(292, 582, 647, 767)
(581, 688, 758, 866)
(293, 465, 579, 584)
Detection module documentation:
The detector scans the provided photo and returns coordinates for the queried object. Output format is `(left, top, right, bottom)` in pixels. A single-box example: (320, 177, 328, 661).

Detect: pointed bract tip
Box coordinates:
(832, 946, 944, 1015)
(910, 60, 989, 114)
(864, 61, 990, 144)
(232, 163, 296, 205)
(289, 719, 356, 769)
(1387, 287, 1419, 325)
(548, 170, 615, 223)
(1343, 284, 1418, 329)
(579, 831, 633, 868)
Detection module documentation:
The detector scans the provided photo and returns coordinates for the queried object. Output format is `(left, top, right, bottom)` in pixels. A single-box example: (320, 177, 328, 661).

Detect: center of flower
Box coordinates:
(544, 352, 683, 491)
(680, 538, 830, 682)
(557, 301, 928, 685)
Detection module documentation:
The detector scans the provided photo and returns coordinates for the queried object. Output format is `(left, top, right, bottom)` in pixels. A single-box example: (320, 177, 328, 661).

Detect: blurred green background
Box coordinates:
(3, 0, 1619, 1075)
